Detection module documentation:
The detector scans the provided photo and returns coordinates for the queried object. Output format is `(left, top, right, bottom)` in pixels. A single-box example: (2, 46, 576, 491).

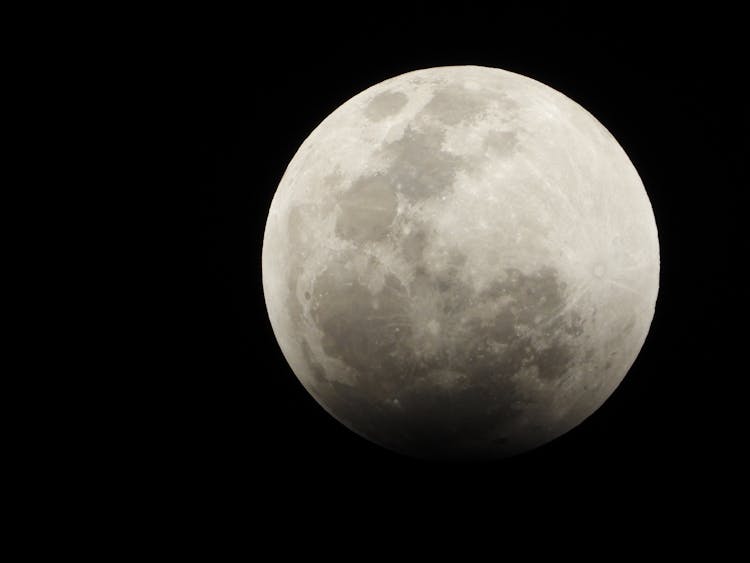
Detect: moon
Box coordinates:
(262, 66, 659, 459)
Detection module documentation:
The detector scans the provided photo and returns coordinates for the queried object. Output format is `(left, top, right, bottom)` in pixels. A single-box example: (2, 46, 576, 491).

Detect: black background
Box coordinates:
(185, 3, 745, 511)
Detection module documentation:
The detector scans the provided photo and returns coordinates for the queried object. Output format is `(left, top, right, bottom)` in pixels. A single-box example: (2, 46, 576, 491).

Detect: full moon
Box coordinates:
(262, 66, 659, 459)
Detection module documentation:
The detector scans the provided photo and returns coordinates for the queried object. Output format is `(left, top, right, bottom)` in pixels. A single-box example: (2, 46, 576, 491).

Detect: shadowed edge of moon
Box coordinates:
(302, 248, 588, 459)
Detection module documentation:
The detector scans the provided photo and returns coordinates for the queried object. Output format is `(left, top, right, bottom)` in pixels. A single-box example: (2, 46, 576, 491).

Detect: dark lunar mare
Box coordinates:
(306, 247, 585, 459)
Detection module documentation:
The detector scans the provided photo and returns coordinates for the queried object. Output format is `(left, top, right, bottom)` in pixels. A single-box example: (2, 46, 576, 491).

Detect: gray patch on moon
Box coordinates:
(488, 267, 567, 321)
(311, 261, 412, 385)
(323, 169, 344, 188)
(352, 84, 511, 207)
(383, 125, 465, 202)
(335, 174, 398, 243)
(565, 311, 584, 337)
(364, 90, 408, 121)
(305, 255, 589, 459)
(422, 84, 489, 125)
(534, 345, 574, 381)
(400, 223, 429, 262)
(484, 130, 519, 156)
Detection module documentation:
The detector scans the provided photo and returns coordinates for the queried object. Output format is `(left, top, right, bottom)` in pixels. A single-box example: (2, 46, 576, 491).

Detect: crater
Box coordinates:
(365, 90, 408, 121)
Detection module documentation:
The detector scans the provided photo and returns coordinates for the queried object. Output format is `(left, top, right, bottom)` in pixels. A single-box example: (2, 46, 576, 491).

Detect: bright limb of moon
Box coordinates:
(262, 66, 659, 459)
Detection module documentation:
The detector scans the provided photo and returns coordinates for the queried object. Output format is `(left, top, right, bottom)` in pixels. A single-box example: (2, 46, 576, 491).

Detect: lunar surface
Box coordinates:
(262, 66, 659, 459)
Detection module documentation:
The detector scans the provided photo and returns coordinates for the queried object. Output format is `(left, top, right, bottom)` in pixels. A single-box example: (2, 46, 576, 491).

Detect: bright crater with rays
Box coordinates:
(262, 66, 659, 459)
